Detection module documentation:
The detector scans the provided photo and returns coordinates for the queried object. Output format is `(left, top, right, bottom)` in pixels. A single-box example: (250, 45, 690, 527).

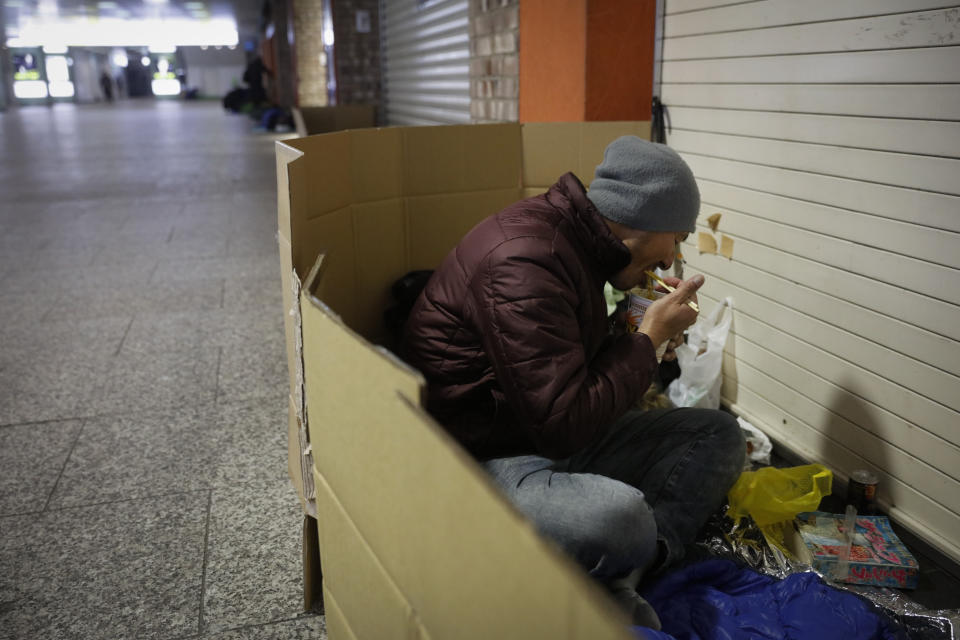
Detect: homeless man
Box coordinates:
(401, 136, 745, 628)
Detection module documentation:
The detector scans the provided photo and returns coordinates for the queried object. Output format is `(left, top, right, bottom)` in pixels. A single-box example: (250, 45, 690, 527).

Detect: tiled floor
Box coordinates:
(0, 101, 325, 639)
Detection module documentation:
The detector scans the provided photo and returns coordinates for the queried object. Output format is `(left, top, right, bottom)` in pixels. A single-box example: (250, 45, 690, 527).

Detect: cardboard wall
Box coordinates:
(300, 292, 630, 639)
(282, 124, 525, 343)
(293, 104, 377, 137)
(276, 121, 650, 636)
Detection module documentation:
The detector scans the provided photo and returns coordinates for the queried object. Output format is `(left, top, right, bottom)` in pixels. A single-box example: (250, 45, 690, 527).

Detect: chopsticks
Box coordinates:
(644, 270, 700, 313)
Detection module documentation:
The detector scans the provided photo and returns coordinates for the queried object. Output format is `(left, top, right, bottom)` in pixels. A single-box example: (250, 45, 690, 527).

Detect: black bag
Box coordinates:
(383, 270, 434, 347)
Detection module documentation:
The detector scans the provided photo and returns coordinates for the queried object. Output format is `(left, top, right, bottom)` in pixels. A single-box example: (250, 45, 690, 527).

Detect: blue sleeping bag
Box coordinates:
(635, 558, 906, 640)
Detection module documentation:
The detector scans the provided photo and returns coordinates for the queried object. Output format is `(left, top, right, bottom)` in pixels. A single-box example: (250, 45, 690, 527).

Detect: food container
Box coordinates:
(626, 288, 668, 360)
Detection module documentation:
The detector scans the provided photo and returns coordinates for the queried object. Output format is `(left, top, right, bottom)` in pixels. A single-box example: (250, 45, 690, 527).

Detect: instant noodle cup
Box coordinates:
(626, 288, 668, 360)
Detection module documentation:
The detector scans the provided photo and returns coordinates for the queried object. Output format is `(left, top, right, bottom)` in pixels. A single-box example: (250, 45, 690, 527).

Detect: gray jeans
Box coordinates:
(482, 408, 745, 581)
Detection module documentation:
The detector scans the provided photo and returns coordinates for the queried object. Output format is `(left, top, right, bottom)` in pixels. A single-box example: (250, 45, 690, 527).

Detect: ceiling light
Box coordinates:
(7, 17, 239, 48)
(141, 55, 151, 66)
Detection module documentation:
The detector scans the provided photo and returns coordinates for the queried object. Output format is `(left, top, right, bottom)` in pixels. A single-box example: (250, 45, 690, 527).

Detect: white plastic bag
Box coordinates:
(738, 416, 772, 469)
(667, 297, 733, 409)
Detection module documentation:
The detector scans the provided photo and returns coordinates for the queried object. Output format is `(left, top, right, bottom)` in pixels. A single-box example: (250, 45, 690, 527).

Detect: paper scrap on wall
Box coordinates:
(698, 232, 717, 254)
(720, 234, 734, 259)
(707, 213, 722, 232)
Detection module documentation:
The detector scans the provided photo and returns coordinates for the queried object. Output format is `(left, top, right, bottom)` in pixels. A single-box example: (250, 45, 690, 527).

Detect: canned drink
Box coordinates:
(847, 469, 879, 514)
(626, 289, 668, 360)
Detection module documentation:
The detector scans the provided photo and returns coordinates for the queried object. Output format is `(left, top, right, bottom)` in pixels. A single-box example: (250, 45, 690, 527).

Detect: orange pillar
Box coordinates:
(519, 0, 656, 122)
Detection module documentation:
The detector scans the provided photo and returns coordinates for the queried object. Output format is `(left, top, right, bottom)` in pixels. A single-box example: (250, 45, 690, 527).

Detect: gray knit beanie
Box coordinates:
(588, 136, 699, 232)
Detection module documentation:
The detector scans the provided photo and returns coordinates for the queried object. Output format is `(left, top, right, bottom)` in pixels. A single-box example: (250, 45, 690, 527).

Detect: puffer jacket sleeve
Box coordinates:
(464, 235, 658, 459)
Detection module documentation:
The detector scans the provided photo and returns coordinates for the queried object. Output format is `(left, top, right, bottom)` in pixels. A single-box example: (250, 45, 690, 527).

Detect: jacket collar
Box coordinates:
(547, 172, 632, 281)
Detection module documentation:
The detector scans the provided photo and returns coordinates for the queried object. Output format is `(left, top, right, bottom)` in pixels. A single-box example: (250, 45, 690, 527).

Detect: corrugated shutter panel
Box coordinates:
(381, 0, 471, 125)
(660, 0, 960, 563)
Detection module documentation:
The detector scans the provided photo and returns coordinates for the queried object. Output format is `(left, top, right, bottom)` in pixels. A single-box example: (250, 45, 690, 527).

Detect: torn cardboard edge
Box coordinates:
(290, 269, 317, 516)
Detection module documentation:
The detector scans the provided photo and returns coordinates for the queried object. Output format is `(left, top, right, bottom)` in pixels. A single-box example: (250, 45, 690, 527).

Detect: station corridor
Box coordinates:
(0, 101, 326, 639)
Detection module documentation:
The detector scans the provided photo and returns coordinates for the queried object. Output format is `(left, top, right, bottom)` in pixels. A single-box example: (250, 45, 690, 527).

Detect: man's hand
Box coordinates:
(656, 276, 688, 362)
(661, 332, 684, 362)
(637, 274, 704, 350)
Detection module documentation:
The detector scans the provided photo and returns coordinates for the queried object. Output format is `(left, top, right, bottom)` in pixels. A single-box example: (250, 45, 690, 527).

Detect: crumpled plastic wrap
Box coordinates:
(695, 508, 960, 640)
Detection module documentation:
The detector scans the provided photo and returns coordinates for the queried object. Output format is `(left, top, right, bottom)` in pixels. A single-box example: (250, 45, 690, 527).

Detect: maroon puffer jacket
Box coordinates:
(402, 173, 658, 460)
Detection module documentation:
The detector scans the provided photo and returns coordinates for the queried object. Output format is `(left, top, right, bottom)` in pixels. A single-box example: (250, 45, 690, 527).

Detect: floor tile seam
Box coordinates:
(0, 411, 100, 430)
(213, 345, 224, 401)
(198, 489, 214, 635)
(152, 271, 281, 285)
(30, 477, 291, 519)
(22, 487, 214, 518)
(117, 336, 281, 359)
(40, 418, 87, 513)
(2, 266, 160, 289)
(113, 314, 137, 357)
(69, 393, 273, 423)
(149, 272, 242, 287)
(168, 613, 323, 640)
(0, 416, 84, 430)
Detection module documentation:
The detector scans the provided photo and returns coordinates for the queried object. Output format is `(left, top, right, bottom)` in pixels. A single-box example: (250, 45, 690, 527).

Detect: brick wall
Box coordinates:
(469, 0, 520, 123)
(292, 0, 329, 106)
(331, 0, 381, 107)
(266, 0, 298, 108)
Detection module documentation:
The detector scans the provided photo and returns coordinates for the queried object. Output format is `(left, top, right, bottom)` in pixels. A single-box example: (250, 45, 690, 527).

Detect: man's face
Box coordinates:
(607, 222, 689, 291)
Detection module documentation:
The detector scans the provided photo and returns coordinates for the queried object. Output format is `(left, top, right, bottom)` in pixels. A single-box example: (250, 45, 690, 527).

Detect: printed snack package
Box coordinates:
(792, 511, 919, 589)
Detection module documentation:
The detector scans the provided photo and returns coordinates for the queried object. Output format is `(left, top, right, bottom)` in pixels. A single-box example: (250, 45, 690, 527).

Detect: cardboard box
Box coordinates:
(292, 105, 376, 138)
(790, 512, 919, 589)
(276, 121, 649, 637)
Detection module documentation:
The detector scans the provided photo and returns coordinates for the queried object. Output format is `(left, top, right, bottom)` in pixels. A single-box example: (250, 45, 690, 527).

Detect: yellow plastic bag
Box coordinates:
(727, 464, 833, 527)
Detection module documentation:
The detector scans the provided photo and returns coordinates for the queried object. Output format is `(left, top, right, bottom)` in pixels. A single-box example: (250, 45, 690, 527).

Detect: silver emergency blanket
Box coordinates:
(696, 509, 959, 640)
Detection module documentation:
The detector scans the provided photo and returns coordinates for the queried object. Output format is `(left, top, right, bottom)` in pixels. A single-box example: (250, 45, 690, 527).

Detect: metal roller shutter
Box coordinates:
(659, 0, 960, 563)
(381, 0, 471, 125)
